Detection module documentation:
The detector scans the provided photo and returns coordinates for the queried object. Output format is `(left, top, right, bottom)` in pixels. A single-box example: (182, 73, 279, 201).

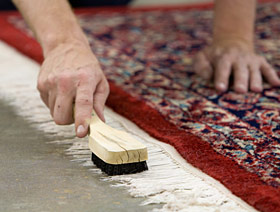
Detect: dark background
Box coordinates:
(0, 0, 132, 10)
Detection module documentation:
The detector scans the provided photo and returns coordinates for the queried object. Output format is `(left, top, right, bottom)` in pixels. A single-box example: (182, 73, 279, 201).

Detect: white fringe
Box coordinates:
(0, 41, 257, 212)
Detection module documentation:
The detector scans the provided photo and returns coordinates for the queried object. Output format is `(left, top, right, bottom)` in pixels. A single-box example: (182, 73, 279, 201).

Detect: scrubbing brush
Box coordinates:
(88, 110, 148, 175)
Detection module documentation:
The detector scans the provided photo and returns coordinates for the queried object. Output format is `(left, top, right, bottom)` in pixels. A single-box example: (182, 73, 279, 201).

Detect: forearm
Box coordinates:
(213, 0, 256, 50)
(12, 0, 89, 56)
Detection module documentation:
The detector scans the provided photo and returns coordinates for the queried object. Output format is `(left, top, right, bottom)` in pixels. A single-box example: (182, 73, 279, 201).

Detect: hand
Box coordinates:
(193, 40, 280, 93)
(37, 40, 109, 138)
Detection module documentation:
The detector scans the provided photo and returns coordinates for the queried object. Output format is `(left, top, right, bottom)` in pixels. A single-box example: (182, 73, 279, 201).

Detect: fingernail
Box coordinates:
(77, 125, 85, 135)
(217, 82, 226, 91)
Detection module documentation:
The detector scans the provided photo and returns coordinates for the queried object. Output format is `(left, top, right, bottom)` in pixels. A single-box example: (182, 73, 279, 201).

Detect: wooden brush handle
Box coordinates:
(73, 104, 148, 164)
(88, 110, 148, 165)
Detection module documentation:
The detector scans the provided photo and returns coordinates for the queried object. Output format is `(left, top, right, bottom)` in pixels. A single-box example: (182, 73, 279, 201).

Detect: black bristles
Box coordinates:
(91, 153, 148, 176)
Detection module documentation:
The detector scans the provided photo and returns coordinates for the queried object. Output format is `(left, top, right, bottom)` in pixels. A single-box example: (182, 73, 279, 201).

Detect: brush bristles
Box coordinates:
(91, 153, 148, 176)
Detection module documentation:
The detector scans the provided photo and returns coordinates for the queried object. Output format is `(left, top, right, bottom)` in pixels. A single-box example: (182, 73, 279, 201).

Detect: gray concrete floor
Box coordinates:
(0, 101, 159, 212)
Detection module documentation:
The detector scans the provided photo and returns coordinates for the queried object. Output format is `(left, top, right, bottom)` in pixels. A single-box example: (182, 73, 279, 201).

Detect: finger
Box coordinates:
(48, 90, 56, 117)
(75, 80, 96, 138)
(214, 56, 232, 92)
(93, 78, 110, 122)
(249, 63, 263, 92)
(40, 92, 49, 107)
(52, 72, 75, 125)
(261, 60, 280, 86)
(193, 52, 213, 80)
(233, 61, 249, 93)
(53, 94, 75, 125)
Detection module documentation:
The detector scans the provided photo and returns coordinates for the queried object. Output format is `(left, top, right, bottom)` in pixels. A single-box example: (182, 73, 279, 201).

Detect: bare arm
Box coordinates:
(12, 0, 88, 56)
(12, 0, 109, 137)
(194, 0, 280, 93)
(213, 0, 255, 51)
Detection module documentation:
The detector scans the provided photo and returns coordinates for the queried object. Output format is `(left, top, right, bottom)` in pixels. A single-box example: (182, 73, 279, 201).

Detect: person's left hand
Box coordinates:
(193, 40, 280, 93)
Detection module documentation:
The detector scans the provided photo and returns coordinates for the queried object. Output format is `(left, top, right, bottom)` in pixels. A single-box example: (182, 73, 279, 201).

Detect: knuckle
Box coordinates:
(57, 72, 72, 83)
(47, 73, 57, 85)
(57, 73, 73, 92)
(216, 56, 230, 68)
(101, 81, 110, 94)
(37, 79, 45, 91)
(76, 97, 93, 106)
(77, 69, 93, 81)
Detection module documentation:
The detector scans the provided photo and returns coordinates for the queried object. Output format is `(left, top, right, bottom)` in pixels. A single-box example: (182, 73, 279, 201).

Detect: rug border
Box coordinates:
(0, 3, 279, 212)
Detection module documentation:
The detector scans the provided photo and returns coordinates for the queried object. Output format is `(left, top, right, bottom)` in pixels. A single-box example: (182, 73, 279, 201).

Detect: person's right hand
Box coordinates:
(37, 40, 109, 138)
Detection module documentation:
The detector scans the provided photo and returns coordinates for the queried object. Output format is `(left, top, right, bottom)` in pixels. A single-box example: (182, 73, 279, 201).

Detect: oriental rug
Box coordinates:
(0, 2, 279, 212)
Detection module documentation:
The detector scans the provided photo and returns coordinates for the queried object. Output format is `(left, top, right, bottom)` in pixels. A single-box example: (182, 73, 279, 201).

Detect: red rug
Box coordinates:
(0, 2, 280, 211)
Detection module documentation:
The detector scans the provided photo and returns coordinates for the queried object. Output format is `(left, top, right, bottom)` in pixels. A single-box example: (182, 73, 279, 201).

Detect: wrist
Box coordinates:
(212, 34, 254, 52)
(40, 29, 89, 57)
